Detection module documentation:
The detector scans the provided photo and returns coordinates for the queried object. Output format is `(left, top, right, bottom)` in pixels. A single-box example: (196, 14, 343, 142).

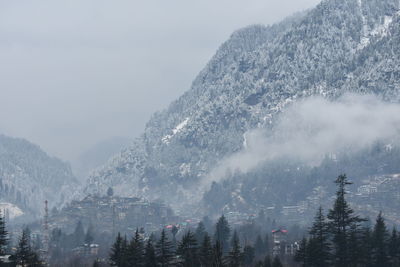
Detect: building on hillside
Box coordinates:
(50, 195, 177, 236)
(272, 228, 288, 256)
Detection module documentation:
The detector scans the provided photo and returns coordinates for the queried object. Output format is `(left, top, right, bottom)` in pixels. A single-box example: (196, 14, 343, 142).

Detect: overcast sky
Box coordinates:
(0, 0, 320, 163)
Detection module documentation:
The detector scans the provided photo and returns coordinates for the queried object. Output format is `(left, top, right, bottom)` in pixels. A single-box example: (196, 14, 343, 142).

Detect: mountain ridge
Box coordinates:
(0, 134, 79, 220)
(84, 0, 400, 213)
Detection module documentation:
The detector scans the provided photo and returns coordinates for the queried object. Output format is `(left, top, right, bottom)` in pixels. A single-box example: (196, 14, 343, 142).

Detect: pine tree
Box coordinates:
(177, 230, 199, 267)
(263, 255, 272, 267)
(93, 259, 101, 267)
(195, 222, 207, 244)
(372, 212, 389, 267)
(0, 211, 8, 256)
(199, 233, 213, 267)
(388, 227, 399, 266)
(348, 224, 362, 267)
(254, 234, 265, 259)
(144, 235, 157, 267)
(121, 236, 129, 267)
(29, 252, 43, 267)
(85, 223, 95, 244)
(242, 245, 255, 266)
(271, 256, 283, 267)
(360, 227, 373, 267)
(110, 233, 125, 267)
(308, 207, 330, 267)
(214, 215, 231, 253)
(171, 225, 178, 249)
(294, 237, 307, 267)
(306, 237, 319, 267)
(73, 221, 85, 247)
(226, 230, 241, 267)
(127, 229, 145, 266)
(327, 174, 364, 267)
(107, 187, 114, 197)
(264, 234, 270, 255)
(15, 228, 41, 267)
(156, 229, 174, 267)
(212, 241, 225, 267)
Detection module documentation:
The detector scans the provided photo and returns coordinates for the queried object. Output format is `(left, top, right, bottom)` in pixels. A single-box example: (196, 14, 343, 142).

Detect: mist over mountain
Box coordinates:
(73, 136, 131, 179)
(83, 0, 400, 216)
(0, 134, 79, 220)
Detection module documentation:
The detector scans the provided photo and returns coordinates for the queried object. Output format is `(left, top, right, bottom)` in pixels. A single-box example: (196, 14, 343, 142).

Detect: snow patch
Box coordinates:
(358, 6, 394, 51)
(179, 163, 191, 177)
(162, 118, 190, 144)
(0, 202, 24, 219)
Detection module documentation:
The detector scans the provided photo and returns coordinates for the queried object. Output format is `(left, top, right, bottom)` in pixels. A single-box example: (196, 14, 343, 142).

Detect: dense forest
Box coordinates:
(104, 175, 400, 267)
(1, 175, 398, 266)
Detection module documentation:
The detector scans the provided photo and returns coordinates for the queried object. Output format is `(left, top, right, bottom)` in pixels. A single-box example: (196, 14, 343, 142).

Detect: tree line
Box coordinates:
(0, 212, 43, 267)
(109, 216, 284, 267)
(295, 174, 400, 267)
(110, 174, 400, 267)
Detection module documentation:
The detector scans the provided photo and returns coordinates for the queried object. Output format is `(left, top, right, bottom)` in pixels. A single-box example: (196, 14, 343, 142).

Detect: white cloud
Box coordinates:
(208, 94, 400, 182)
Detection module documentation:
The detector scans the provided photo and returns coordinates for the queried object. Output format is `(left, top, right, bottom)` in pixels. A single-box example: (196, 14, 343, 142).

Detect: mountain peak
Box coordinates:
(84, 0, 400, 213)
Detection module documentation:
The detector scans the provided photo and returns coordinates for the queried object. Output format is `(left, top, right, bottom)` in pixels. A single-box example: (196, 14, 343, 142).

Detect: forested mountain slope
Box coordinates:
(0, 134, 79, 219)
(85, 0, 400, 214)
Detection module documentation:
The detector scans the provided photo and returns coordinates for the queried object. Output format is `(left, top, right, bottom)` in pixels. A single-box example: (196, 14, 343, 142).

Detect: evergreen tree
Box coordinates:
(306, 237, 319, 267)
(177, 230, 199, 267)
(360, 227, 373, 267)
(308, 207, 330, 267)
(226, 230, 241, 267)
(127, 229, 145, 266)
(202, 216, 213, 233)
(271, 256, 283, 267)
(171, 225, 178, 249)
(264, 234, 270, 256)
(348, 224, 362, 267)
(263, 256, 272, 267)
(199, 233, 213, 267)
(214, 215, 231, 253)
(85, 223, 95, 244)
(294, 237, 308, 267)
(327, 174, 364, 267)
(121, 236, 129, 267)
(144, 235, 157, 267)
(29, 252, 43, 267)
(372, 212, 389, 267)
(195, 222, 207, 244)
(0, 211, 8, 256)
(242, 245, 255, 266)
(212, 241, 225, 267)
(73, 221, 85, 247)
(93, 259, 101, 267)
(107, 187, 114, 197)
(156, 229, 174, 267)
(254, 235, 265, 259)
(110, 233, 125, 267)
(388, 227, 399, 266)
(15, 228, 41, 267)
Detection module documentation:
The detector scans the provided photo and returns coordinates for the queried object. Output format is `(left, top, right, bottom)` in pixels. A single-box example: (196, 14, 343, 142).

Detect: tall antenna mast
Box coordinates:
(42, 200, 50, 266)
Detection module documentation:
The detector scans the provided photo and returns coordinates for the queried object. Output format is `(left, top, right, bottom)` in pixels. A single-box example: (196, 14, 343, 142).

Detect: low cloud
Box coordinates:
(207, 94, 400, 182)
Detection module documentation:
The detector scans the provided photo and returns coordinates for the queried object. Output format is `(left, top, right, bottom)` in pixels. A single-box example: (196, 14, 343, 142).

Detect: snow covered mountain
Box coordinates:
(84, 0, 400, 213)
(0, 134, 79, 220)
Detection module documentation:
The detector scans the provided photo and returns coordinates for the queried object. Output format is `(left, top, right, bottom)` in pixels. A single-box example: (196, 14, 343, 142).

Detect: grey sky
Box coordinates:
(0, 0, 321, 163)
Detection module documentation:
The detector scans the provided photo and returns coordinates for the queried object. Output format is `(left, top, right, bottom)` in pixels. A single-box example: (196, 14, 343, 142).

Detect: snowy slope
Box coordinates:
(84, 0, 400, 210)
(0, 134, 79, 219)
